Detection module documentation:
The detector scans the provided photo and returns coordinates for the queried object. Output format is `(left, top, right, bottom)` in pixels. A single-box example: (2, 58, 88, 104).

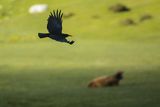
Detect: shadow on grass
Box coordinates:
(0, 66, 160, 107)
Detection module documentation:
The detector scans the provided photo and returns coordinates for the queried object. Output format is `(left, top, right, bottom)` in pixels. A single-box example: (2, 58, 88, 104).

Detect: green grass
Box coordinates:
(0, 68, 160, 107)
(0, 0, 160, 107)
(0, 41, 160, 107)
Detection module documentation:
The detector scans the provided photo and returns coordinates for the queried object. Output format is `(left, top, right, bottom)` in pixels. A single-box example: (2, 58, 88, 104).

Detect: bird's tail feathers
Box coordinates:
(38, 33, 49, 38)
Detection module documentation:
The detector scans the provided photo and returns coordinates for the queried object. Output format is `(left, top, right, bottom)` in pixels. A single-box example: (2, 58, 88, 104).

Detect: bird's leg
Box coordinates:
(68, 40, 75, 45)
(66, 39, 74, 45)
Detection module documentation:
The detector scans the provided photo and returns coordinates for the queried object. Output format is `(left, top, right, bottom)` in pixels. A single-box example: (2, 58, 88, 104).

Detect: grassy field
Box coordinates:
(0, 41, 160, 107)
(0, 0, 160, 107)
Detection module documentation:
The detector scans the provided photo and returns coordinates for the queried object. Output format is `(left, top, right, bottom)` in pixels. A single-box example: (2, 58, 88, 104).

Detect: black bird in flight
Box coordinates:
(38, 10, 75, 45)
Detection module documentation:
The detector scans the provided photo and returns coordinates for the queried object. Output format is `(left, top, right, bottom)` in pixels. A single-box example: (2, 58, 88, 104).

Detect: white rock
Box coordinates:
(29, 4, 48, 14)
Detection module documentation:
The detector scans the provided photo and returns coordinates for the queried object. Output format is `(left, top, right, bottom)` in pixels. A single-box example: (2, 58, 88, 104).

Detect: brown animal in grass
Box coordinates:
(88, 71, 123, 88)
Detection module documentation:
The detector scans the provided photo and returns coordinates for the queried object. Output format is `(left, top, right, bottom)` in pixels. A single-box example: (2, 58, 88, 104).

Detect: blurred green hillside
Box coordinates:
(0, 0, 160, 42)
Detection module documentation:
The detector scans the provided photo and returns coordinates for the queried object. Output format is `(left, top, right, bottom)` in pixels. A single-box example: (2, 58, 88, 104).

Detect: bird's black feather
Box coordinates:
(39, 9, 74, 45)
(47, 10, 63, 35)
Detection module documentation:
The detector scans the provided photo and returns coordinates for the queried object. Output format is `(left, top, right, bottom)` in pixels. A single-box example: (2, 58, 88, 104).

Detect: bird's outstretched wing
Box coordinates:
(47, 10, 63, 35)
